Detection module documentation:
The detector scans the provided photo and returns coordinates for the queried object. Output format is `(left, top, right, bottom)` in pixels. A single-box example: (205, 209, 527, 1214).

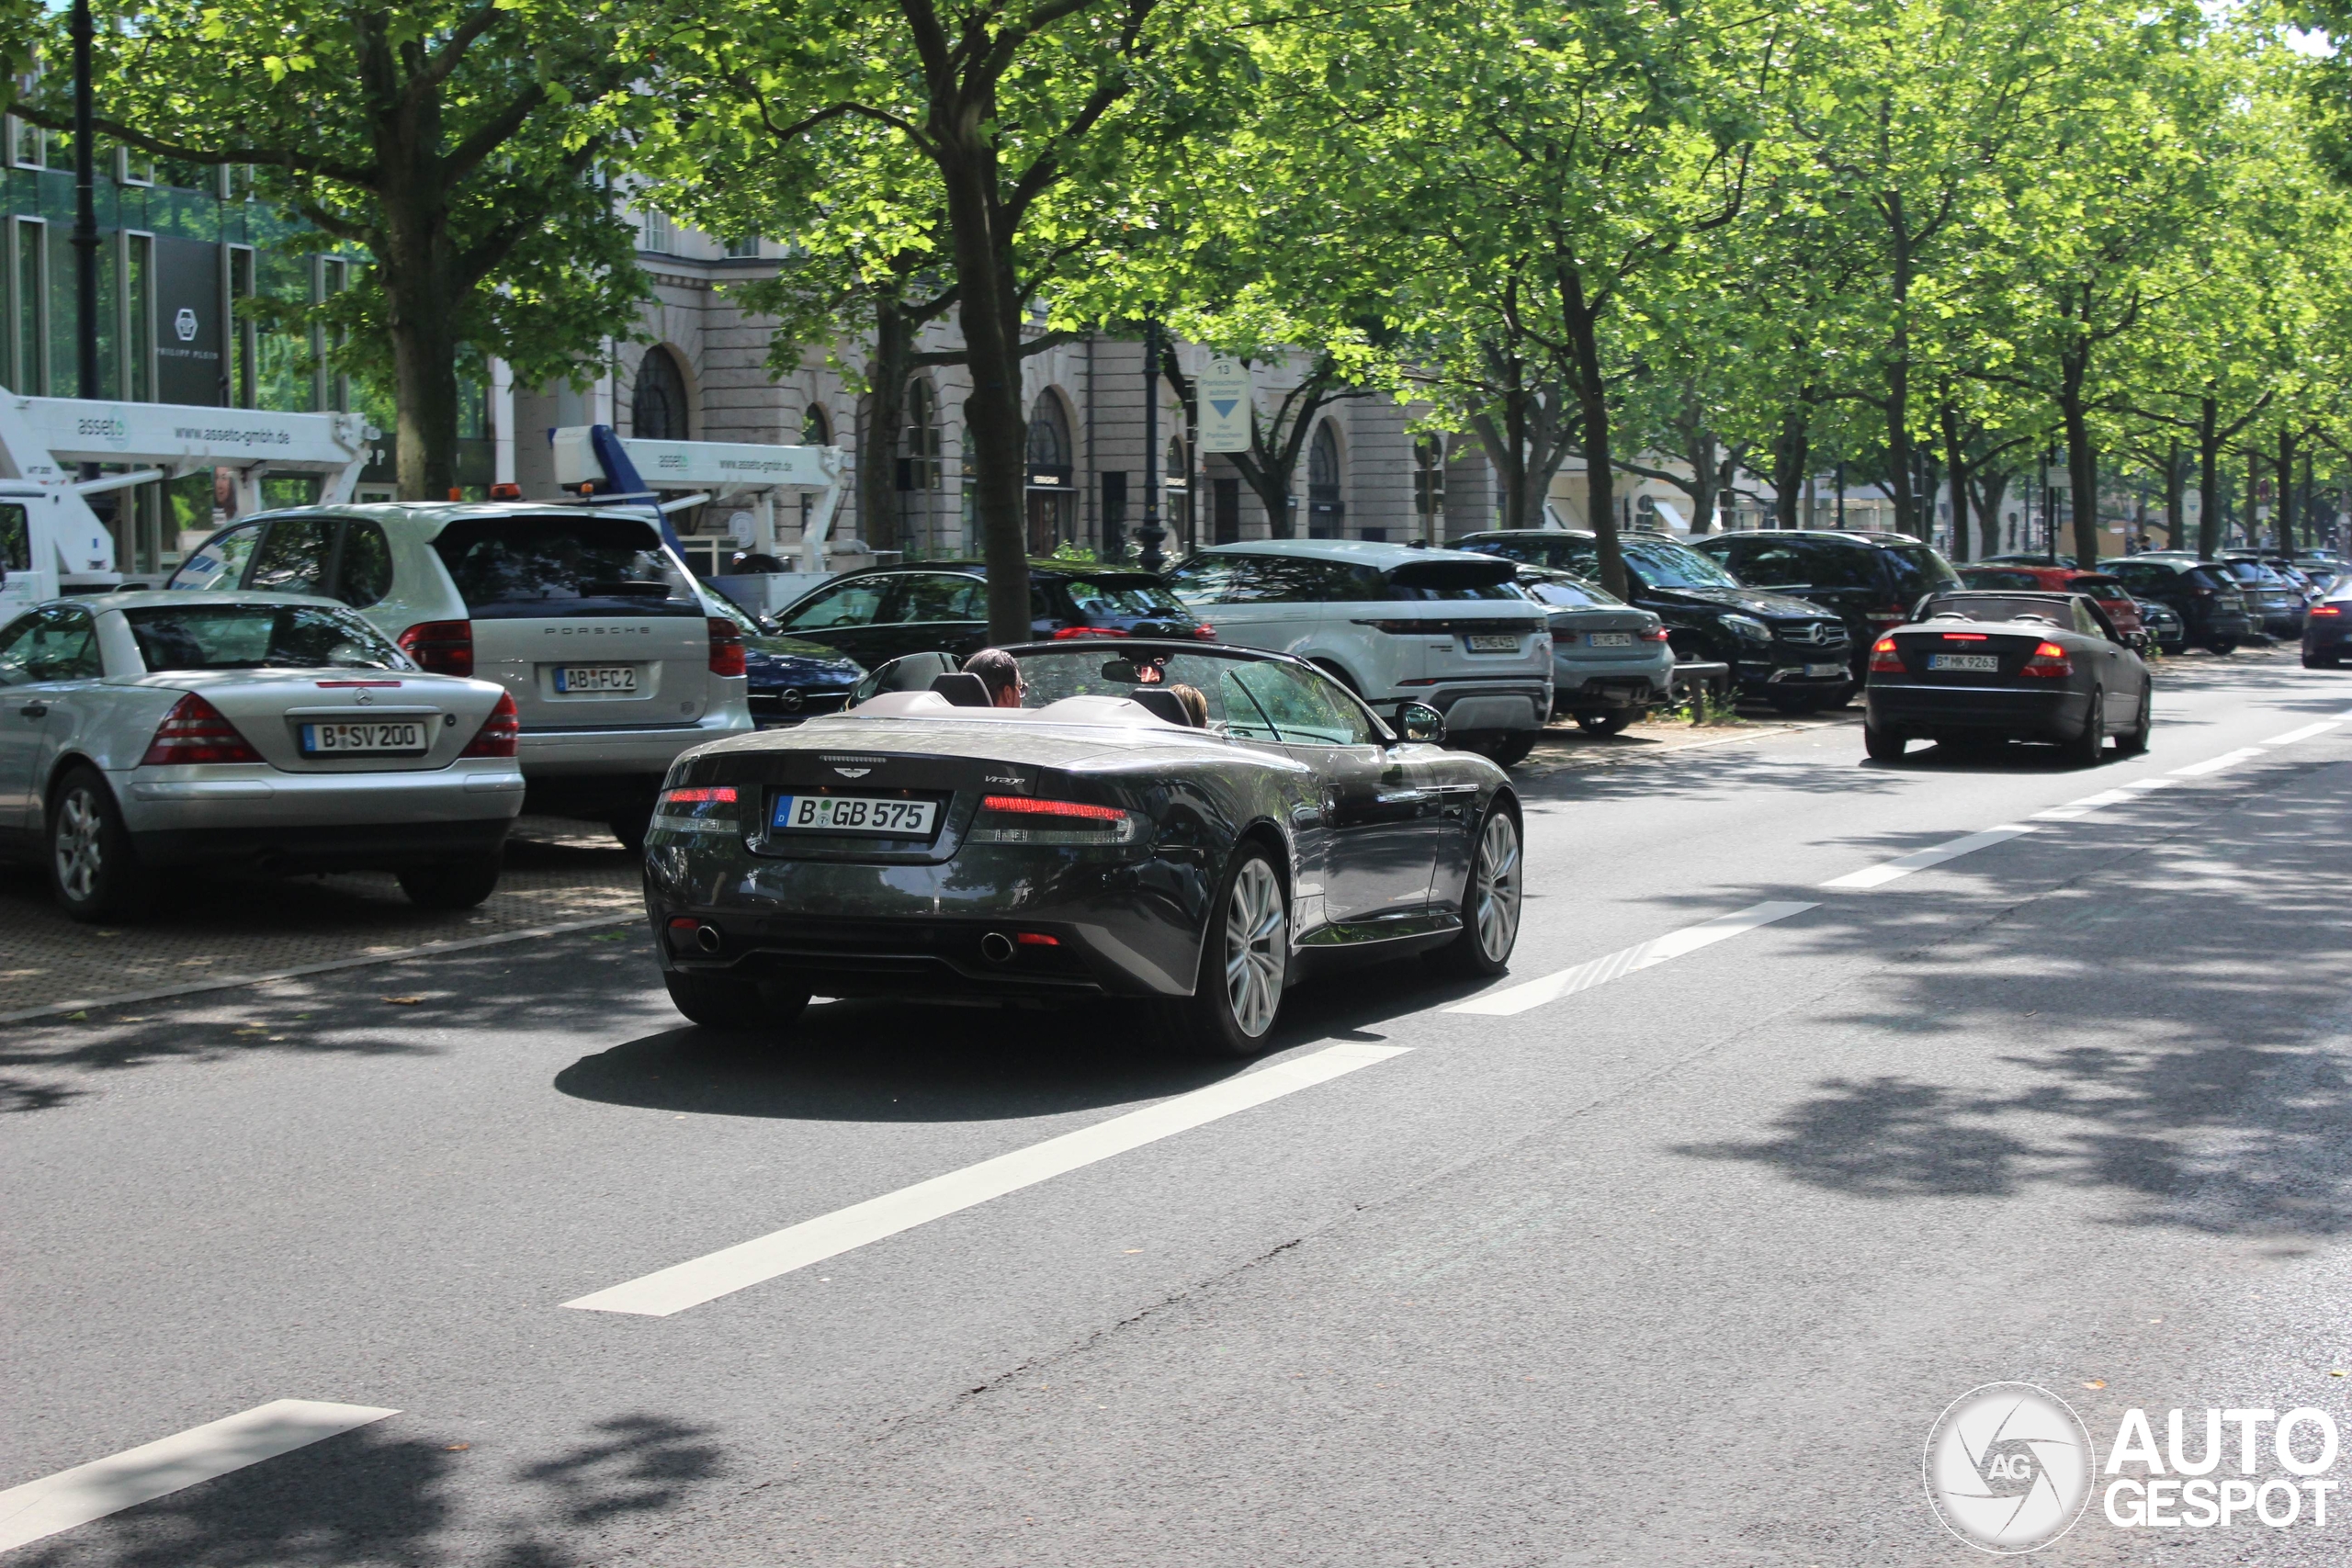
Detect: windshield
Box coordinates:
(431, 513, 702, 618)
(123, 603, 412, 671)
(1057, 576, 1193, 619)
(1002, 647, 1371, 742)
(1914, 594, 2074, 626)
(1621, 536, 1742, 589)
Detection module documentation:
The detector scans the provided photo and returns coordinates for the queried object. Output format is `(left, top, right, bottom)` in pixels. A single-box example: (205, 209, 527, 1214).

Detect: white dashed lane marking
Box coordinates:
(1818, 826, 2040, 890)
(566, 1041, 1408, 1317)
(0, 1401, 397, 1554)
(1447, 902, 1818, 1017)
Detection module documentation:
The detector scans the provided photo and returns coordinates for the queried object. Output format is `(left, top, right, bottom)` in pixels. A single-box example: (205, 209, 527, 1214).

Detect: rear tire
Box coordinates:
(608, 795, 657, 853)
(1430, 803, 1522, 978)
(2204, 638, 2237, 656)
(663, 972, 811, 1033)
(2303, 652, 2336, 670)
(1863, 723, 1907, 761)
(2113, 684, 2153, 757)
(396, 856, 503, 910)
(1156, 844, 1288, 1057)
(46, 766, 155, 923)
(2064, 686, 2106, 767)
(1575, 710, 1633, 737)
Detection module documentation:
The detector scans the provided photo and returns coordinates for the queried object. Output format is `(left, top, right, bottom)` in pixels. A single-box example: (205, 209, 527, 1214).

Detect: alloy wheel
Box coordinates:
(1223, 858, 1287, 1038)
(52, 787, 104, 903)
(1472, 811, 1522, 963)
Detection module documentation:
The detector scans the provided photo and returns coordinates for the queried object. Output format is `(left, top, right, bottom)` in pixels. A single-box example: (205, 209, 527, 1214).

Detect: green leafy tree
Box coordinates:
(17, 0, 656, 498)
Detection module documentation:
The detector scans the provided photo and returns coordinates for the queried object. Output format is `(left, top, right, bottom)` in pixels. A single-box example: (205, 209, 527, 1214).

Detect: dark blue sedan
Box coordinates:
(708, 595, 865, 724)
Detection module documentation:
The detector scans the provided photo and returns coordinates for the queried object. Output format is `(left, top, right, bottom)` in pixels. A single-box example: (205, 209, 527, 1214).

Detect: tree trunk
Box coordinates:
(386, 256, 460, 500)
(858, 297, 916, 552)
(2059, 359, 2099, 569)
(1559, 271, 1625, 598)
(933, 137, 1031, 644)
(1939, 401, 1969, 563)
(2197, 399, 2222, 560)
(1881, 195, 1916, 555)
(1969, 469, 2008, 560)
(1466, 370, 1570, 531)
(1770, 396, 1810, 529)
(2162, 439, 2184, 547)
(2276, 428, 2297, 558)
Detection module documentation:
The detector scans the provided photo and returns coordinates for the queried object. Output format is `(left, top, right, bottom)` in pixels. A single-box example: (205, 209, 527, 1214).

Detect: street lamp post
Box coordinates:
(1136, 319, 1167, 573)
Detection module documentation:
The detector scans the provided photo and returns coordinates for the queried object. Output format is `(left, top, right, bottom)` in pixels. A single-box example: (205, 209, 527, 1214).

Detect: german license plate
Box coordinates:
(1465, 634, 1519, 652)
(772, 795, 939, 836)
(300, 720, 426, 755)
(1927, 653, 2000, 672)
(1587, 631, 1634, 648)
(554, 664, 638, 694)
(1805, 661, 1848, 677)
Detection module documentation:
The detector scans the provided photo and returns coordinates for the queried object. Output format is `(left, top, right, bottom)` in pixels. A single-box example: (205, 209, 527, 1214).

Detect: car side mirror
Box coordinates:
(1396, 702, 1446, 745)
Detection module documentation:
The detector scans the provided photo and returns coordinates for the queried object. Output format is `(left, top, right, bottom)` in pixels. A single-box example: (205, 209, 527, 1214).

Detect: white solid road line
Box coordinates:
(1818, 825, 2040, 890)
(2170, 747, 2267, 777)
(1447, 901, 1818, 1018)
(2262, 720, 2343, 746)
(0, 1400, 397, 1554)
(566, 1041, 1409, 1318)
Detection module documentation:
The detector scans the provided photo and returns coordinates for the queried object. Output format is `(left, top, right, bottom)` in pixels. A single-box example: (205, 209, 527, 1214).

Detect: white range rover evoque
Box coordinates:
(0, 591, 526, 920)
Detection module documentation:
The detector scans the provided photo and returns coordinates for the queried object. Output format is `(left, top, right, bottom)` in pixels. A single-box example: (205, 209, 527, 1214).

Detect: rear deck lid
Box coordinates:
(431, 512, 713, 730)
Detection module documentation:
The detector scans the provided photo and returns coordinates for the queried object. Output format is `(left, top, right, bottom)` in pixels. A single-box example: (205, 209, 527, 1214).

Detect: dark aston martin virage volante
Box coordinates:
(640, 640, 1524, 1055)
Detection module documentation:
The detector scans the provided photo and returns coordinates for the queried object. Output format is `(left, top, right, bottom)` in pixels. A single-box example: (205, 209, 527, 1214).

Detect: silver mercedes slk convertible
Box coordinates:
(641, 639, 1525, 1055)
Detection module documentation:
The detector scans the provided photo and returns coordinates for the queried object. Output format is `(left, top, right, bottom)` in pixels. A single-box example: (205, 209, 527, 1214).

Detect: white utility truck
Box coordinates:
(0, 389, 372, 608)
(548, 423, 847, 613)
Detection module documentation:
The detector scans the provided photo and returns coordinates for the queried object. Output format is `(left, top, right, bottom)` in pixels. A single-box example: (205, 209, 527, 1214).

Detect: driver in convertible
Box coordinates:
(964, 648, 1027, 708)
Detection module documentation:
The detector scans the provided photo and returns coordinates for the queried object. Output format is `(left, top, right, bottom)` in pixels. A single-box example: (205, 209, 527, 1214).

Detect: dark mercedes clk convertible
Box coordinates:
(640, 640, 1524, 1055)
(1863, 590, 2154, 764)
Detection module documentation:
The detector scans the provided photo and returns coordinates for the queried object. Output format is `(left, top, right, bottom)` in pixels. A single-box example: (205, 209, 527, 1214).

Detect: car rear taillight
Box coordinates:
(399, 619, 473, 677)
(2019, 641, 2073, 678)
(459, 693, 520, 757)
(1193, 624, 1217, 640)
(1051, 625, 1129, 639)
(141, 694, 262, 765)
(1868, 637, 1904, 674)
(1868, 604, 1906, 624)
(707, 616, 746, 678)
(1640, 626, 1671, 642)
(2312, 604, 2342, 617)
(969, 793, 1139, 844)
(661, 785, 738, 807)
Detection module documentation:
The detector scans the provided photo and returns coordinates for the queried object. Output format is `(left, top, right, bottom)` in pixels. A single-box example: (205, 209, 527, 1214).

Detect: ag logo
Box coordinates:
(173, 308, 198, 343)
(1924, 1382, 2093, 1553)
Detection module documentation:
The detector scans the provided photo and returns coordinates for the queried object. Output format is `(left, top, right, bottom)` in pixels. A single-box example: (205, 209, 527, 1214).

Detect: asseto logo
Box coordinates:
(1925, 1383, 2094, 1553)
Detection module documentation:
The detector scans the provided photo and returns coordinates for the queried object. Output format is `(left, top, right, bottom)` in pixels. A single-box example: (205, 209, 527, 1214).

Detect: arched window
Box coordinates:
(632, 346, 689, 440)
(802, 404, 831, 446)
(1026, 392, 1071, 469)
(1025, 391, 1075, 553)
(1307, 420, 1344, 538)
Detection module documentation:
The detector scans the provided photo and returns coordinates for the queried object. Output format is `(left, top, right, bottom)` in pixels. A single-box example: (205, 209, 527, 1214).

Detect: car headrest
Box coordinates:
(1125, 686, 1192, 726)
(929, 671, 994, 707)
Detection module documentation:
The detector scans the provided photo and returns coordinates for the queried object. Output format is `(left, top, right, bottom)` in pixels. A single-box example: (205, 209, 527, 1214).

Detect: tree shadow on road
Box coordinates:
(12, 1411, 724, 1568)
(1672, 756, 2352, 1238)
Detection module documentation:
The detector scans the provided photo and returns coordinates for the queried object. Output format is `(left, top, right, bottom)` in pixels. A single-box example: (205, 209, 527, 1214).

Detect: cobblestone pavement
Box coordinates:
(0, 817, 640, 1020)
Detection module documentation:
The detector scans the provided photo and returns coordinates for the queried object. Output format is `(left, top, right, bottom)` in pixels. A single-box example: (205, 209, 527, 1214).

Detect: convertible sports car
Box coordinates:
(640, 640, 1524, 1055)
(1863, 590, 2153, 764)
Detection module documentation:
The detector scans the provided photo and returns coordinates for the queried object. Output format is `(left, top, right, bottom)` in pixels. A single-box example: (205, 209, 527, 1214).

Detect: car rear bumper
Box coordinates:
(1382, 681, 1550, 732)
(1553, 649, 1676, 708)
(114, 763, 526, 835)
(130, 817, 514, 871)
(1866, 682, 2089, 735)
(517, 710, 756, 778)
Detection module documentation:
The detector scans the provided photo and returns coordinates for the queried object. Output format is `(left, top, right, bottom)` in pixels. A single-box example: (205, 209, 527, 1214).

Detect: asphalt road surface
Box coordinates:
(8, 654, 2352, 1565)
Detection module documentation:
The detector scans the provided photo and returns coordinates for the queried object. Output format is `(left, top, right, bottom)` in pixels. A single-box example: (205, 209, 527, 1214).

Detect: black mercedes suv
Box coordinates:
(1692, 529, 1962, 684)
(1457, 529, 1854, 711)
